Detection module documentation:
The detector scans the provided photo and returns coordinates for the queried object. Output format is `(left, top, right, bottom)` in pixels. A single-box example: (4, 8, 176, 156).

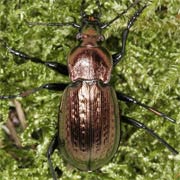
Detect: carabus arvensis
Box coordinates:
(0, 0, 179, 179)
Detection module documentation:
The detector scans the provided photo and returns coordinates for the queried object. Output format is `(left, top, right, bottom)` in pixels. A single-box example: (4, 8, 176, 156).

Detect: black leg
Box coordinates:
(117, 92, 176, 123)
(47, 134, 59, 180)
(112, 4, 147, 66)
(0, 83, 67, 99)
(0, 40, 68, 75)
(122, 116, 178, 155)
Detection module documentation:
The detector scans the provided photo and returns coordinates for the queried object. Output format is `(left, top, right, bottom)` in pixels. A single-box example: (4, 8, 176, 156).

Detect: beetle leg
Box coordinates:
(117, 92, 176, 123)
(47, 133, 59, 180)
(112, 4, 147, 66)
(121, 116, 178, 155)
(0, 40, 68, 75)
(0, 83, 67, 99)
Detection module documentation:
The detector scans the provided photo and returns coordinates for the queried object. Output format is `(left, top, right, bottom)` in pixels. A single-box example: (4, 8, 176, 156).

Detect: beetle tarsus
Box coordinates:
(122, 116, 179, 155)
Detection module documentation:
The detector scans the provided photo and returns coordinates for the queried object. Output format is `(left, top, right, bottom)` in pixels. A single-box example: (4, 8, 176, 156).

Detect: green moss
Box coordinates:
(0, 0, 180, 179)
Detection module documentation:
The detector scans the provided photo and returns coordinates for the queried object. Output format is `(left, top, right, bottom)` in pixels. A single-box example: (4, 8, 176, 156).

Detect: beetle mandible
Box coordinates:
(0, 0, 178, 179)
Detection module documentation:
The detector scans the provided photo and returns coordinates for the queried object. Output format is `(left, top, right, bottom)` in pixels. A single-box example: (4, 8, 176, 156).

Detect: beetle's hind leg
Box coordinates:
(121, 116, 178, 155)
(47, 133, 60, 180)
(0, 39, 68, 75)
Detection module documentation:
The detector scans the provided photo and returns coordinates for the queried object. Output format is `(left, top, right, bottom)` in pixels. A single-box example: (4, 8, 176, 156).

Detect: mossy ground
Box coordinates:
(0, 0, 180, 180)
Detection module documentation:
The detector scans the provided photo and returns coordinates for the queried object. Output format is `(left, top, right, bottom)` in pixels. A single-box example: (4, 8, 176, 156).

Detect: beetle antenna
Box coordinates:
(81, 0, 101, 19)
(26, 0, 82, 29)
(81, 0, 87, 17)
(95, 0, 102, 18)
(101, 0, 143, 29)
(27, 21, 80, 28)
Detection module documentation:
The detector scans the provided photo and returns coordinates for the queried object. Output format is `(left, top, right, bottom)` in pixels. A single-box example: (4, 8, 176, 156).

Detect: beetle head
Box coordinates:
(76, 14, 104, 46)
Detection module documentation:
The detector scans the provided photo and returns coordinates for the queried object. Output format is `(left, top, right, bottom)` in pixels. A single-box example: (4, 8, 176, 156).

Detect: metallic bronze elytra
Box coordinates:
(0, 1, 178, 180)
(60, 81, 120, 170)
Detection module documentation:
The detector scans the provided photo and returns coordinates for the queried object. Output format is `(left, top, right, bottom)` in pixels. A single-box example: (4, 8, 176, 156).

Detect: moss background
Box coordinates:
(0, 0, 180, 180)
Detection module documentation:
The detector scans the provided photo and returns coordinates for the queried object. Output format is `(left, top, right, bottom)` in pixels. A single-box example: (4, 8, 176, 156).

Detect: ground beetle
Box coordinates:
(0, 0, 178, 179)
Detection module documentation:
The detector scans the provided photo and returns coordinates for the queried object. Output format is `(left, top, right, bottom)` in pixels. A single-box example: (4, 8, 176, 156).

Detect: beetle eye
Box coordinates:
(76, 33, 82, 40)
(97, 35, 104, 41)
(76, 33, 89, 40)
(82, 34, 88, 39)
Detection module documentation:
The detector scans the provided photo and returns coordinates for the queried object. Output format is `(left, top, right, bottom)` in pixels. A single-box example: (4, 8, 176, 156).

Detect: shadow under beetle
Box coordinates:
(0, 0, 178, 179)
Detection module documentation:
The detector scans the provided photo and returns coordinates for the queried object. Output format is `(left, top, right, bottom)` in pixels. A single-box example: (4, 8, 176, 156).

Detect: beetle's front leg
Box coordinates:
(0, 39, 68, 75)
(0, 83, 67, 99)
(112, 4, 147, 66)
(121, 116, 178, 155)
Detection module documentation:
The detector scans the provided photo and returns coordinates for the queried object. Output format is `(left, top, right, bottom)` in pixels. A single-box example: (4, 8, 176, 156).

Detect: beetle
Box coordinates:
(0, 0, 178, 179)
